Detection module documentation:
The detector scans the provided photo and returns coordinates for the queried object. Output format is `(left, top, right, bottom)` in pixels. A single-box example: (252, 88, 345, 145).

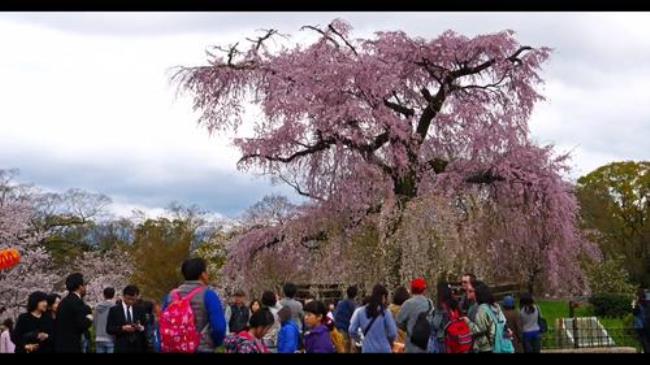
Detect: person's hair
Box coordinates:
(46, 293, 61, 308)
(519, 293, 536, 313)
(304, 300, 327, 321)
(27, 291, 48, 312)
(346, 286, 358, 299)
(366, 284, 388, 318)
(249, 307, 275, 329)
(249, 299, 261, 312)
(3, 318, 14, 330)
(261, 290, 277, 307)
(283, 283, 297, 298)
(474, 281, 495, 305)
(278, 306, 292, 324)
(462, 273, 477, 281)
(123, 285, 140, 297)
(142, 300, 154, 314)
(392, 286, 410, 306)
(436, 282, 454, 309)
(234, 289, 246, 297)
(181, 257, 207, 281)
(469, 277, 478, 289)
(65, 273, 85, 292)
(103, 287, 115, 299)
(361, 296, 371, 306)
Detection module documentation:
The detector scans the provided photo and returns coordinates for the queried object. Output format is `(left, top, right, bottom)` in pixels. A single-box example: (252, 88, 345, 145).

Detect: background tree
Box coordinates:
(129, 217, 193, 301)
(0, 170, 58, 318)
(129, 203, 217, 300)
(577, 161, 650, 286)
(176, 19, 597, 292)
(31, 188, 111, 264)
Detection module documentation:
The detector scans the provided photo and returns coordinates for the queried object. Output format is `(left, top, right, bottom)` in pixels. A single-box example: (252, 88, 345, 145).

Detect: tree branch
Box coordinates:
(465, 170, 506, 184)
(383, 99, 415, 118)
(238, 137, 335, 164)
(327, 23, 358, 56)
(245, 29, 279, 51)
(300, 25, 340, 49)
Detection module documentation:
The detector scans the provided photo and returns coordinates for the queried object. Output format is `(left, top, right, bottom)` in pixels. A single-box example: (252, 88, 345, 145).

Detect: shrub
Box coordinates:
(585, 256, 637, 297)
(588, 293, 632, 318)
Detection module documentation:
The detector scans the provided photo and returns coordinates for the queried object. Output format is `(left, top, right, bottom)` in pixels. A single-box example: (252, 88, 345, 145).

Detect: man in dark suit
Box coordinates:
(106, 285, 147, 353)
(54, 273, 93, 353)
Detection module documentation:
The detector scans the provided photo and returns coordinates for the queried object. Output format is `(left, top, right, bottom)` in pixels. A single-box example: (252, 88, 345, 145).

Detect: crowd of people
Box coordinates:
(0, 258, 643, 354)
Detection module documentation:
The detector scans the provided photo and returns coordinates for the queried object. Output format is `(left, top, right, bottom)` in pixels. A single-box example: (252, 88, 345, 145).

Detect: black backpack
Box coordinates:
(410, 299, 433, 350)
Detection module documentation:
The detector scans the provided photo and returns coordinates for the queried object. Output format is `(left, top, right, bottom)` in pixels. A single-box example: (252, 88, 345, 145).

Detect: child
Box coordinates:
(303, 300, 335, 353)
(277, 306, 300, 353)
(224, 308, 275, 353)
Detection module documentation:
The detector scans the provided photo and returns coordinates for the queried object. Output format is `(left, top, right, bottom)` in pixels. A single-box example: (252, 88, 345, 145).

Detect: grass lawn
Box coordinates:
(536, 299, 641, 352)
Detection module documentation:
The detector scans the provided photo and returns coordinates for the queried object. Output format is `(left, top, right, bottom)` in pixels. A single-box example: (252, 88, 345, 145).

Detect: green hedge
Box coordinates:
(588, 293, 632, 318)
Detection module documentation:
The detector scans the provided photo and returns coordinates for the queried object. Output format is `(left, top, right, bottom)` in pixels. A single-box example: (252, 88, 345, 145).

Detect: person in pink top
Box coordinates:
(0, 318, 15, 353)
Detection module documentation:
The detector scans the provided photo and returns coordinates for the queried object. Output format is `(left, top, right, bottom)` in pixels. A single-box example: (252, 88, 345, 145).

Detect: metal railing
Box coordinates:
(540, 318, 640, 350)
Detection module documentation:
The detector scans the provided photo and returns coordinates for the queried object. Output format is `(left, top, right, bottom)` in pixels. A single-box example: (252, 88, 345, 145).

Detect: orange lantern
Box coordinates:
(0, 248, 20, 271)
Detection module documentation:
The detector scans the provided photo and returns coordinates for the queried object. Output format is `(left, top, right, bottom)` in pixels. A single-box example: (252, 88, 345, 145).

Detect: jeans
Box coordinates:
(95, 342, 115, 354)
(636, 329, 650, 354)
(522, 331, 541, 353)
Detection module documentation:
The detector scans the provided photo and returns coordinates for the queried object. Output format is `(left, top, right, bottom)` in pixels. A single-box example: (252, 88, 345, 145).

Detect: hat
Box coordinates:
(411, 278, 427, 294)
(502, 295, 515, 309)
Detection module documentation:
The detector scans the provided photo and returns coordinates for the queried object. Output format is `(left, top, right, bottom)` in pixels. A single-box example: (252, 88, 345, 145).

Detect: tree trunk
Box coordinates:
(378, 195, 410, 290)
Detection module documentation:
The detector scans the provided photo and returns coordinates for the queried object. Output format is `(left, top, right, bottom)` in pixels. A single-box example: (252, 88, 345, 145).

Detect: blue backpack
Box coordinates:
(481, 304, 515, 354)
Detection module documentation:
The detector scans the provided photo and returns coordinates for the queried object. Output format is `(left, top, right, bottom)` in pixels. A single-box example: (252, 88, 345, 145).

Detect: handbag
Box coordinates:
(536, 305, 548, 333)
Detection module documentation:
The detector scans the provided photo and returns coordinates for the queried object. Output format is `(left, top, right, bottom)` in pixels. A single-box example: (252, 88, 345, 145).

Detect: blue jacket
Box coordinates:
(277, 321, 300, 353)
(334, 299, 357, 331)
(349, 305, 397, 353)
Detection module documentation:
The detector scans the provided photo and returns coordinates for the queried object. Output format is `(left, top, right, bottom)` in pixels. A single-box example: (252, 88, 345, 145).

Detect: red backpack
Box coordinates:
(444, 310, 473, 353)
(159, 286, 206, 353)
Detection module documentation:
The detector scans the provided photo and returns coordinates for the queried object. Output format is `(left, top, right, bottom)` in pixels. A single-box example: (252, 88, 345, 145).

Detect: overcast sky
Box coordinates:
(0, 12, 648, 219)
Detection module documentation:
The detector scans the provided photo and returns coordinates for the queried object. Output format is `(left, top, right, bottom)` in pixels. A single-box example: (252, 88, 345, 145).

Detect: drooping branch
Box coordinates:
(277, 175, 325, 201)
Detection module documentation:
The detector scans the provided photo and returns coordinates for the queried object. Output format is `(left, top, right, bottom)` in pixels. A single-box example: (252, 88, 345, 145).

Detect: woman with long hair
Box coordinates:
(249, 299, 262, 315)
(466, 281, 513, 353)
(348, 284, 398, 353)
(519, 293, 542, 353)
(429, 282, 454, 353)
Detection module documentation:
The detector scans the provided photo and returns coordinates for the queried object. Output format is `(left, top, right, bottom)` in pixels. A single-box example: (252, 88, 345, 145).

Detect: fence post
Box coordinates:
(569, 300, 579, 349)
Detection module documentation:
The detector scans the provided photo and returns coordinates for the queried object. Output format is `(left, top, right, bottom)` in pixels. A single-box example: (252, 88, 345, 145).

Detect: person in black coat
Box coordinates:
(11, 291, 53, 353)
(54, 273, 93, 353)
(106, 285, 147, 353)
(40, 293, 61, 353)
